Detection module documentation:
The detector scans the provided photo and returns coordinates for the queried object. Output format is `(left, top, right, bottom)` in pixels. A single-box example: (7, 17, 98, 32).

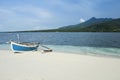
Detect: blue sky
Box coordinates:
(0, 0, 120, 31)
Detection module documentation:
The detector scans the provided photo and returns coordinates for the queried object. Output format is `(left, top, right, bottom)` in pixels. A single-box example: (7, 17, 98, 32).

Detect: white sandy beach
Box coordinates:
(0, 50, 120, 80)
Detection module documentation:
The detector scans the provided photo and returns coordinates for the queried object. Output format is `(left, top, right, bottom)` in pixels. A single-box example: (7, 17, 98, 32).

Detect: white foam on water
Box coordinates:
(0, 44, 10, 50)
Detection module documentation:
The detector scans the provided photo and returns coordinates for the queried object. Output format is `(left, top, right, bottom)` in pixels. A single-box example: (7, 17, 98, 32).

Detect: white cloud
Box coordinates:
(33, 26, 50, 30)
(12, 5, 52, 19)
(79, 18, 85, 23)
(0, 8, 16, 19)
(0, 5, 54, 31)
(0, 24, 4, 29)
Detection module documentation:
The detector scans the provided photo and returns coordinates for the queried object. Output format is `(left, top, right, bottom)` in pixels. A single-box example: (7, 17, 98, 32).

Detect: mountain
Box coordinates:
(80, 18, 120, 32)
(59, 17, 113, 30)
(57, 17, 120, 32)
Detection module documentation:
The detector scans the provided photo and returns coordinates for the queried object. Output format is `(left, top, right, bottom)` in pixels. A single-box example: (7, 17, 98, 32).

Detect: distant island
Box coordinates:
(7, 17, 120, 32)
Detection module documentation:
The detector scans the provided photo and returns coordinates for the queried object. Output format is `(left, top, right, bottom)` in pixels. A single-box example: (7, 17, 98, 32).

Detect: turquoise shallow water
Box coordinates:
(1, 44, 120, 58)
(46, 45, 120, 57)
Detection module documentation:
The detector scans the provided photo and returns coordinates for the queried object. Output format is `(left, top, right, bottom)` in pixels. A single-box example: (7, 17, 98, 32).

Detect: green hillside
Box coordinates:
(59, 17, 112, 29)
(80, 19, 120, 32)
(56, 18, 120, 32)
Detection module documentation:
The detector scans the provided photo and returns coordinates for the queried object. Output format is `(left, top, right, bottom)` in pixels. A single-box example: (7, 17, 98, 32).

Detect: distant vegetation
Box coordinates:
(9, 17, 120, 32)
(79, 18, 120, 32)
(34, 17, 120, 32)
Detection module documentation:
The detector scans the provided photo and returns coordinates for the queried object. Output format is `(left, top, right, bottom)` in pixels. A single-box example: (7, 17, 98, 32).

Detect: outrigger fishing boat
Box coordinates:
(10, 34, 52, 53)
(10, 41, 39, 53)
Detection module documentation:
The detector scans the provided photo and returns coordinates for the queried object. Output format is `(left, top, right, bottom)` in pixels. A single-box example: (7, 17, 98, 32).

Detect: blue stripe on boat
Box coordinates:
(12, 44, 37, 51)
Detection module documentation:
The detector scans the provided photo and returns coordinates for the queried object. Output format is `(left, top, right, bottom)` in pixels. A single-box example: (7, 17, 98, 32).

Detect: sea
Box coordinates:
(0, 32, 120, 57)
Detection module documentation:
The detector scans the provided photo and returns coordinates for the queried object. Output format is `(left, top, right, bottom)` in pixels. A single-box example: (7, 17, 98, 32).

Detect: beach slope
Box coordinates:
(0, 50, 120, 80)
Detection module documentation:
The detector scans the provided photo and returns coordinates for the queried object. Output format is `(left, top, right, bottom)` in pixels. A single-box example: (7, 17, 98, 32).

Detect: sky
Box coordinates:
(0, 0, 120, 31)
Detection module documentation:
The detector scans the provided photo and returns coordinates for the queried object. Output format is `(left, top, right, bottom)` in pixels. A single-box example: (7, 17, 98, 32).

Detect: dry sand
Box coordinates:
(0, 50, 120, 80)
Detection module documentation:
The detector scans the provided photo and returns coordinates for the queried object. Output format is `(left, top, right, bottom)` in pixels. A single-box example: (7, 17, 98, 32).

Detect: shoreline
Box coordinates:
(1, 50, 120, 80)
(1, 49, 120, 59)
(1, 44, 120, 59)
